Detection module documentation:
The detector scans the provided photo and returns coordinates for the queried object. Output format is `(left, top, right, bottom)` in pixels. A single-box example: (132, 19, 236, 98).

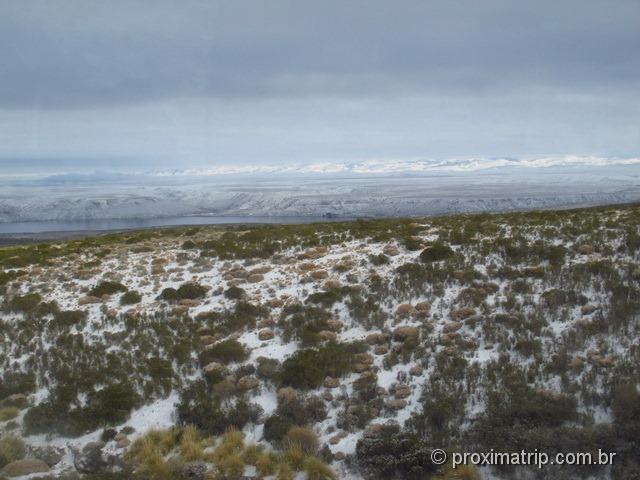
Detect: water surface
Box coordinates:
(0, 215, 347, 235)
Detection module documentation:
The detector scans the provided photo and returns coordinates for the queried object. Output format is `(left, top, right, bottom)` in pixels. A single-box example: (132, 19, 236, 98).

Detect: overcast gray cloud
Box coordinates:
(0, 0, 638, 169)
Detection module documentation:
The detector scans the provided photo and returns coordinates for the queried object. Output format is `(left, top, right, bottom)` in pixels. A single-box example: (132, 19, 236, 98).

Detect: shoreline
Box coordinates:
(1, 200, 639, 247)
(0, 215, 357, 246)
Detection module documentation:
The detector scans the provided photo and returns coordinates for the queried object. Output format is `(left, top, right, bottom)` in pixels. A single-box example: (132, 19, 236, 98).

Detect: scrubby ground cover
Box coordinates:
(0, 204, 639, 479)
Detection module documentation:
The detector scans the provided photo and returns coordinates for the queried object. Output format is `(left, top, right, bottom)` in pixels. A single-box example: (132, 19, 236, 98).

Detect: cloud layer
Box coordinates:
(0, 0, 638, 168)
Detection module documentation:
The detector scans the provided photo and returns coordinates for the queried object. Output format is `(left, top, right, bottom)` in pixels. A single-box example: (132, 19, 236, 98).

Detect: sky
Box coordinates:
(0, 0, 639, 173)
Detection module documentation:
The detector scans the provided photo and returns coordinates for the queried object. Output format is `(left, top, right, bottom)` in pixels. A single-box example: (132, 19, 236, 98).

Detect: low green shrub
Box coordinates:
(101, 428, 118, 442)
(402, 236, 423, 251)
(356, 424, 436, 480)
(369, 253, 390, 266)
(51, 309, 87, 329)
(199, 339, 248, 365)
(278, 342, 358, 389)
(120, 291, 143, 305)
(263, 414, 293, 444)
(0, 372, 36, 398)
(177, 380, 262, 435)
(160, 282, 208, 302)
(612, 384, 640, 443)
(419, 242, 454, 262)
(0, 435, 26, 468)
(176, 282, 208, 300)
(224, 286, 246, 300)
(305, 288, 350, 307)
(0, 270, 20, 287)
(90, 281, 128, 297)
(23, 382, 140, 437)
(256, 357, 280, 379)
(5, 293, 42, 313)
(281, 305, 333, 346)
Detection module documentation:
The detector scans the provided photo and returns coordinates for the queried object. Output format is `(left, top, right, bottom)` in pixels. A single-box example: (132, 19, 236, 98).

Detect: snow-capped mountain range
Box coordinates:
(0, 156, 639, 228)
(152, 155, 640, 177)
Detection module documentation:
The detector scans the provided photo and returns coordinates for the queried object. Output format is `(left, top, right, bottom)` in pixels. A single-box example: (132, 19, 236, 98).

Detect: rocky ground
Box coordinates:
(0, 204, 639, 479)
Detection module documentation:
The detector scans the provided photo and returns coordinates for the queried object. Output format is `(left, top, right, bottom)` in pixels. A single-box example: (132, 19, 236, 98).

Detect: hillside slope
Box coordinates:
(1, 204, 639, 479)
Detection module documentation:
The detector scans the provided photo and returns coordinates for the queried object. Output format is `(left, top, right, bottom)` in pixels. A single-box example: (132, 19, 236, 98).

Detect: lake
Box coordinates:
(0, 215, 350, 235)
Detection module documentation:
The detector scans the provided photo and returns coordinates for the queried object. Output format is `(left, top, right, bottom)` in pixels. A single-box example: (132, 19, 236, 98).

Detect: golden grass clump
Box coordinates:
(126, 428, 179, 480)
(283, 425, 319, 455)
(283, 445, 306, 471)
(276, 462, 295, 480)
(0, 407, 19, 422)
(255, 451, 278, 476)
(208, 429, 247, 480)
(241, 443, 264, 465)
(179, 425, 204, 461)
(209, 429, 245, 462)
(304, 455, 337, 480)
(0, 435, 26, 468)
(131, 436, 172, 480)
(215, 453, 244, 480)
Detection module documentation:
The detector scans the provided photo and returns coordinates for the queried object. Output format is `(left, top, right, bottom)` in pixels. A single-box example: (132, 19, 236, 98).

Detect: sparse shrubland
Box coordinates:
(0, 204, 639, 479)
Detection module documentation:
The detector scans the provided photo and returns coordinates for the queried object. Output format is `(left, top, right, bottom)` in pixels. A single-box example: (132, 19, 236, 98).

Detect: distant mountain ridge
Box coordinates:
(152, 155, 640, 177)
(0, 161, 638, 225)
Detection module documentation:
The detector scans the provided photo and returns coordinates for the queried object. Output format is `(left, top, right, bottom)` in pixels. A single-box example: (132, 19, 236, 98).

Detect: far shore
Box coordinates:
(0, 215, 355, 246)
(1, 201, 639, 247)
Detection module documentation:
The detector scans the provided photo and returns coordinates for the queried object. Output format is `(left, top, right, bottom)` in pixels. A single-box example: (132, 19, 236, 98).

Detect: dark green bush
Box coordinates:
(176, 380, 262, 435)
(281, 305, 333, 346)
(224, 286, 246, 300)
(514, 337, 542, 357)
(5, 293, 42, 313)
(120, 291, 142, 305)
(306, 287, 350, 307)
(263, 392, 326, 445)
(101, 428, 117, 442)
(612, 384, 640, 443)
(90, 281, 128, 297)
(159, 287, 179, 301)
(356, 424, 436, 480)
(278, 342, 357, 389)
(369, 253, 390, 266)
(402, 236, 423, 251)
(0, 270, 21, 287)
(182, 240, 197, 249)
(541, 288, 581, 308)
(36, 300, 59, 316)
(256, 357, 280, 379)
(146, 357, 172, 378)
(90, 383, 141, 424)
(51, 310, 87, 329)
(199, 339, 248, 365)
(160, 282, 208, 302)
(263, 414, 293, 444)
(175, 282, 208, 300)
(494, 387, 576, 428)
(419, 242, 454, 262)
(198, 302, 266, 337)
(23, 382, 140, 437)
(408, 380, 467, 447)
(468, 381, 579, 459)
(0, 372, 36, 399)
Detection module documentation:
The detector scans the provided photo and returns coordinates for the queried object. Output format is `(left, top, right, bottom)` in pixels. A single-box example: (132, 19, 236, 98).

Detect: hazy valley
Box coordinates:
(1, 160, 639, 228)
